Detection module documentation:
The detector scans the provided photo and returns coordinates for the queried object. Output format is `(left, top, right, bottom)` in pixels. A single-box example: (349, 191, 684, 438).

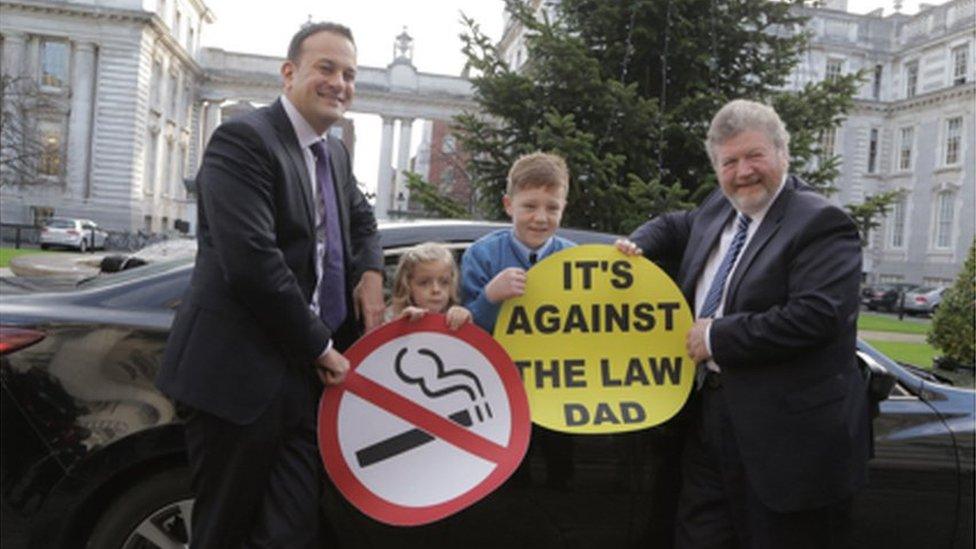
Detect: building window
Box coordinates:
(442, 134, 457, 154)
(898, 127, 914, 171)
(867, 128, 879, 174)
(905, 60, 918, 98)
(182, 81, 192, 126)
(944, 117, 962, 165)
(145, 129, 158, 195)
(825, 59, 843, 82)
(935, 192, 954, 248)
(150, 59, 163, 111)
(161, 216, 169, 230)
(40, 40, 69, 88)
(38, 121, 64, 176)
(890, 197, 905, 248)
(872, 64, 883, 100)
(187, 27, 195, 51)
(162, 138, 174, 196)
(168, 72, 179, 117)
(174, 10, 182, 41)
(144, 215, 153, 232)
(952, 44, 968, 85)
(818, 127, 836, 162)
(178, 143, 188, 194)
(440, 166, 455, 186)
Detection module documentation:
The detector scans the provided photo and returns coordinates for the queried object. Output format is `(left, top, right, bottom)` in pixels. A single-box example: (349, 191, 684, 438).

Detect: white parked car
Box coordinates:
(902, 286, 947, 316)
(39, 218, 108, 252)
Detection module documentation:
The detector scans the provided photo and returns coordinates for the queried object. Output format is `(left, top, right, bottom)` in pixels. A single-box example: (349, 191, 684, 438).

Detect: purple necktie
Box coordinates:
(310, 140, 347, 331)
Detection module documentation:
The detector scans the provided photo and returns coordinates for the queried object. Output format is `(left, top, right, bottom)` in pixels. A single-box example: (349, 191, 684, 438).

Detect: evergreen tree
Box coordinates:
(456, 0, 861, 233)
(929, 240, 975, 367)
(404, 172, 471, 219)
(845, 189, 905, 247)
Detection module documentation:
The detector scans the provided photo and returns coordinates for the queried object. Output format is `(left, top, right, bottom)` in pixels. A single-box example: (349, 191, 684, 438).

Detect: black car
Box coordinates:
(862, 283, 919, 312)
(2, 221, 973, 549)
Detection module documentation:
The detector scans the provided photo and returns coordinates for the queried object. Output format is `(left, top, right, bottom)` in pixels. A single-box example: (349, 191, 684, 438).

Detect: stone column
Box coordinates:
(202, 99, 223, 147)
(375, 115, 395, 219)
(395, 117, 414, 212)
(67, 42, 97, 198)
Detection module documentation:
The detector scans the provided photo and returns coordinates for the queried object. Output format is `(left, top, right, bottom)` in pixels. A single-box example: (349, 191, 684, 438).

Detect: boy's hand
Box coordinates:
(485, 267, 527, 303)
(614, 238, 643, 257)
(399, 306, 427, 322)
(445, 305, 472, 331)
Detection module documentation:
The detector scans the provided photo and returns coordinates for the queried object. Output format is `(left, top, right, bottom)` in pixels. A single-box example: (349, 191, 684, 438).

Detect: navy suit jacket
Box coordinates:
(629, 175, 870, 512)
(157, 100, 382, 425)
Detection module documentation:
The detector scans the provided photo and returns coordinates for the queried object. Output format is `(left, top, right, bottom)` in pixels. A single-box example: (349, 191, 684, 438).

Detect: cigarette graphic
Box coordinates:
(354, 347, 493, 468)
(355, 408, 473, 467)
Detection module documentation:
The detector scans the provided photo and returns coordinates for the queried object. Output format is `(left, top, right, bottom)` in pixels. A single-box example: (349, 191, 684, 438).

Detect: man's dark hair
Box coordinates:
(287, 22, 355, 64)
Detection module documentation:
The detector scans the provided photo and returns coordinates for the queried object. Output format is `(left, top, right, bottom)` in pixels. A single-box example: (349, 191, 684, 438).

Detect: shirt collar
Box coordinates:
(509, 230, 554, 262)
(281, 95, 328, 149)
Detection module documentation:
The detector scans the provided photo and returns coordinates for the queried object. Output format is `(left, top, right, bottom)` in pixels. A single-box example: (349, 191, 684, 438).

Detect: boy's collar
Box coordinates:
(509, 229, 555, 261)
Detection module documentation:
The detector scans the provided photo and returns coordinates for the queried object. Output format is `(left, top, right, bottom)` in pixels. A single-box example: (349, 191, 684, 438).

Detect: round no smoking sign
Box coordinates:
(318, 315, 530, 526)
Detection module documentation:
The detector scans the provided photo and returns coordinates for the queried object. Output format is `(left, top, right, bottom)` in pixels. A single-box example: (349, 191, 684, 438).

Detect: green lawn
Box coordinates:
(864, 340, 938, 368)
(0, 246, 58, 268)
(858, 312, 931, 335)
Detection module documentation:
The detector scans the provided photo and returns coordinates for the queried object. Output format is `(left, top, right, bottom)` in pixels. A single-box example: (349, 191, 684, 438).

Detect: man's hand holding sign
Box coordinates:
(494, 244, 694, 434)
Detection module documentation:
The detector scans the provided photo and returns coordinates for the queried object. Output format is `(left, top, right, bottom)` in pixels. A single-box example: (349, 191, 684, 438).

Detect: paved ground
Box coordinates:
(857, 330, 927, 343)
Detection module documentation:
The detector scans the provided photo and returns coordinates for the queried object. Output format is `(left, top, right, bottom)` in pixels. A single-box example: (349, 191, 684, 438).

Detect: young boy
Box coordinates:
(461, 152, 575, 333)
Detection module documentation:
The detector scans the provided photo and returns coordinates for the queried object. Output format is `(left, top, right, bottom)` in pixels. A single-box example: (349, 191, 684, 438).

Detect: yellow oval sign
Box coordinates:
(494, 244, 694, 434)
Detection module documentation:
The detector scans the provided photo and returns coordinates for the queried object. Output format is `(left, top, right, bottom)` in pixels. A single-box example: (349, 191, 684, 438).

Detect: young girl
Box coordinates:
(391, 242, 472, 330)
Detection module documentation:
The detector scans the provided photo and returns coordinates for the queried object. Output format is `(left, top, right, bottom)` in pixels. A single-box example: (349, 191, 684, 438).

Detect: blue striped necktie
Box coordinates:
(699, 213, 752, 319)
(695, 213, 751, 389)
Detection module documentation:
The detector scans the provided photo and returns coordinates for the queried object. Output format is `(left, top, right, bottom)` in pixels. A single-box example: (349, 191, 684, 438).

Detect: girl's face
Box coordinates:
(409, 260, 453, 313)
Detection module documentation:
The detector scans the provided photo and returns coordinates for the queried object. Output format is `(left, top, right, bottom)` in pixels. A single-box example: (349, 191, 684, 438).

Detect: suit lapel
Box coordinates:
(684, 205, 735, 302)
(268, 100, 315, 231)
(724, 178, 796, 309)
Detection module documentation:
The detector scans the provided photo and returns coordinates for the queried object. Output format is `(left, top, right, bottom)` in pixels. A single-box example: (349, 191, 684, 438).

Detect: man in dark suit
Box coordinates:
(156, 22, 384, 547)
(618, 99, 870, 548)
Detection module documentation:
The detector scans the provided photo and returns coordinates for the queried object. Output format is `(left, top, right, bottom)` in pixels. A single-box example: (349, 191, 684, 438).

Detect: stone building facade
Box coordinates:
(0, 0, 212, 233)
(797, 0, 975, 286)
(0, 3, 475, 230)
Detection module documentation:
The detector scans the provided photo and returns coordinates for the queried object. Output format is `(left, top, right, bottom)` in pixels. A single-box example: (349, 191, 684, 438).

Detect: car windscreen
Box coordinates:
(46, 219, 76, 229)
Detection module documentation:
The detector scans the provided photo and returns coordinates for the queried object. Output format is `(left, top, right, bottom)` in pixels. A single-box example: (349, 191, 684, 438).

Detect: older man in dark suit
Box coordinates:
(156, 22, 384, 547)
(618, 99, 870, 548)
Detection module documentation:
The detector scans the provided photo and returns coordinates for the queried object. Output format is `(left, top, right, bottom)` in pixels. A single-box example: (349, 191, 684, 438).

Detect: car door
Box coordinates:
(851, 351, 960, 549)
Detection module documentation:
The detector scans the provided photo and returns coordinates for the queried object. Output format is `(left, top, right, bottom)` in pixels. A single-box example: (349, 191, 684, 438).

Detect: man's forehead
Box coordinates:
(298, 31, 357, 64)
(717, 131, 775, 152)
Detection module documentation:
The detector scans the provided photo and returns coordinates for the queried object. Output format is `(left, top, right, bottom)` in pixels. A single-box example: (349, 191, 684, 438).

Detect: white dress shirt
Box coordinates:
(697, 175, 787, 371)
(281, 95, 334, 355)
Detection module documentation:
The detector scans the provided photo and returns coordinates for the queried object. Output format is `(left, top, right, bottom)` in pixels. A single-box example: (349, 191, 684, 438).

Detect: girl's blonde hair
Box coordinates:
(391, 242, 460, 314)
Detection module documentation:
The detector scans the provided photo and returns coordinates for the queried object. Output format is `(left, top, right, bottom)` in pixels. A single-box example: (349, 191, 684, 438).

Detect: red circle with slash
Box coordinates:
(318, 314, 530, 526)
